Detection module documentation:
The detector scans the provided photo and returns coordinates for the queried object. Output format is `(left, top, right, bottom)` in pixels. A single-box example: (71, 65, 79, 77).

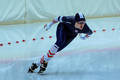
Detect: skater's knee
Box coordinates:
(50, 44, 59, 53)
(54, 43, 64, 52)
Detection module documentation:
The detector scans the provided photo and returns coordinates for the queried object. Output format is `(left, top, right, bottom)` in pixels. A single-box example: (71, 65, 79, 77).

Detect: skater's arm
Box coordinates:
(86, 28, 93, 35)
(44, 16, 74, 31)
(80, 24, 93, 40)
(84, 24, 93, 35)
(44, 16, 68, 31)
(58, 16, 74, 22)
(83, 28, 93, 39)
(51, 16, 74, 23)
(44, 18, 58, 31)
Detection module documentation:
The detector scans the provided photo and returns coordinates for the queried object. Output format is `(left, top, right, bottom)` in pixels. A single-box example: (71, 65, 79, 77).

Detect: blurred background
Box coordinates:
(0, 0, 120, 80)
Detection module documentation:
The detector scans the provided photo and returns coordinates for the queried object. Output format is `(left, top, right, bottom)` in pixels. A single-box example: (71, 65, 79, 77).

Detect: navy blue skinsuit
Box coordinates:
(55, 16, 93, 52)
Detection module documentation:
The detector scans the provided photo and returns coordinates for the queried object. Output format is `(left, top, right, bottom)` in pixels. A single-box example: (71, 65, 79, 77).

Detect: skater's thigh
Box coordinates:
(55, 23, 67, 48)
(55, 23, 77, 51)
(57, 35, 76, 52)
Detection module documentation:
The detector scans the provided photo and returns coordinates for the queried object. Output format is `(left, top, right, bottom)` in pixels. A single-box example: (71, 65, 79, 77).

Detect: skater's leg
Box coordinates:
(37, 23, 76, 73)
(56, 35, 77, 52)
(37, 44, 59, 73)
(40, 23, 77, 63)
(28, 23, 76, 73)
(36, 23, 66, 73)
(36, 44, 59, 66)
(44, 44, 59, 62)
(39, 23, 66, 62)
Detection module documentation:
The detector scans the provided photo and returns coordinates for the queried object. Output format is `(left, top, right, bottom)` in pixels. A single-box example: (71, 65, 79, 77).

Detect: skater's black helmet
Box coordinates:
(75, 12, 86, 22)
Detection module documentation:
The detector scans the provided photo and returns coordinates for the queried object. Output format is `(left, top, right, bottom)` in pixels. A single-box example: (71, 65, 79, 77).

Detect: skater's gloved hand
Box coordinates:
(80, 34, 90, 40)
(85, 34, 90, 38)
(44, 22, 54, 31)
(53, 17, 59, 23)
(44, 17, 59, 31)
(80, 36, 86, 40)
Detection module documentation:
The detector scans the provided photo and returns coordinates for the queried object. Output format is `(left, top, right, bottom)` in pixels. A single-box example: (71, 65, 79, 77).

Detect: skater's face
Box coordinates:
(75, 21, 85, 30)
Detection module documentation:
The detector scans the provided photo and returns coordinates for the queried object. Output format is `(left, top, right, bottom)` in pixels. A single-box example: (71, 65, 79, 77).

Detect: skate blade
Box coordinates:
(27, 68, 34, 73)
(38, 71, 44, 74)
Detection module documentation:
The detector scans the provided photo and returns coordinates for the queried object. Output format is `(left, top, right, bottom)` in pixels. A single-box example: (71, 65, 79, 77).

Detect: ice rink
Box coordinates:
(0, 17, 120, 80)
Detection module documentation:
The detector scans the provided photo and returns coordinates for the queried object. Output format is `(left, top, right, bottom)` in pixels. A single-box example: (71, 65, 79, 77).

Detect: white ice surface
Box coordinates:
(0, 17, 120, 80)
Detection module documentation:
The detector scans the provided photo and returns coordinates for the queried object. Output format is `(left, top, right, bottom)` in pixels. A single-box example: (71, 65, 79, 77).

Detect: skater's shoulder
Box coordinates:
(62, 16, 75, 21)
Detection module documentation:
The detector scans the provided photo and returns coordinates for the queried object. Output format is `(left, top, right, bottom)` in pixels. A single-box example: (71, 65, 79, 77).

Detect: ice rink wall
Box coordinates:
(0, 0, 120, 24)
